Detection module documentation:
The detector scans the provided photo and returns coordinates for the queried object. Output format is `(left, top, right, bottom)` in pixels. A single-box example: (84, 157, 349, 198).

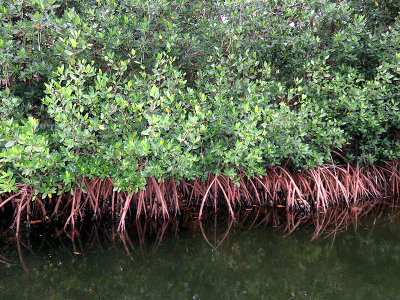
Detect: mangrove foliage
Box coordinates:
(1, 0, 400, 230)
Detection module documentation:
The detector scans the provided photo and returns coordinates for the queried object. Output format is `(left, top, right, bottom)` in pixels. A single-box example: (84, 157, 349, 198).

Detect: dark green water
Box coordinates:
(1, 210, 400, 300)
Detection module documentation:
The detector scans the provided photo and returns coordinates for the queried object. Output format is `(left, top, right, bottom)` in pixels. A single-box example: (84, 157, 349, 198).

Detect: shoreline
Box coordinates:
(1, 161, 400, 235)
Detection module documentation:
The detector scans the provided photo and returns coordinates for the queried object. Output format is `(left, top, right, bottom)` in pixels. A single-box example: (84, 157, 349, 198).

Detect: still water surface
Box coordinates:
(1, 209, 400, 300)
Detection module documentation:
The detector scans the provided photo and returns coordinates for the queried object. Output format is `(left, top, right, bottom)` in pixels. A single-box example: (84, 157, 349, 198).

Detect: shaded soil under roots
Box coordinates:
(1, 161, 400, 234)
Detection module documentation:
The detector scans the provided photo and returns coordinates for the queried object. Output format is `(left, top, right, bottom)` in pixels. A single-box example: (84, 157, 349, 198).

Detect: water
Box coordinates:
(1, 208, 400, 300)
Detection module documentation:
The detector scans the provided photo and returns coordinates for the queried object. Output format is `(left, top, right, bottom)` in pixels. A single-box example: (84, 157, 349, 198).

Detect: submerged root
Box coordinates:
(2, 160, 400, 234)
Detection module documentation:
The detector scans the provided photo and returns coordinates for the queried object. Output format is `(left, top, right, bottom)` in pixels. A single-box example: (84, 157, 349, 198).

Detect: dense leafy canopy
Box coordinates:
(1, 0, 400, 196)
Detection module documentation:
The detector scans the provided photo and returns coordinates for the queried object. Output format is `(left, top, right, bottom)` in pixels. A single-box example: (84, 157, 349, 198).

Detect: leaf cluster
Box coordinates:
(1, 0, 400, 195)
